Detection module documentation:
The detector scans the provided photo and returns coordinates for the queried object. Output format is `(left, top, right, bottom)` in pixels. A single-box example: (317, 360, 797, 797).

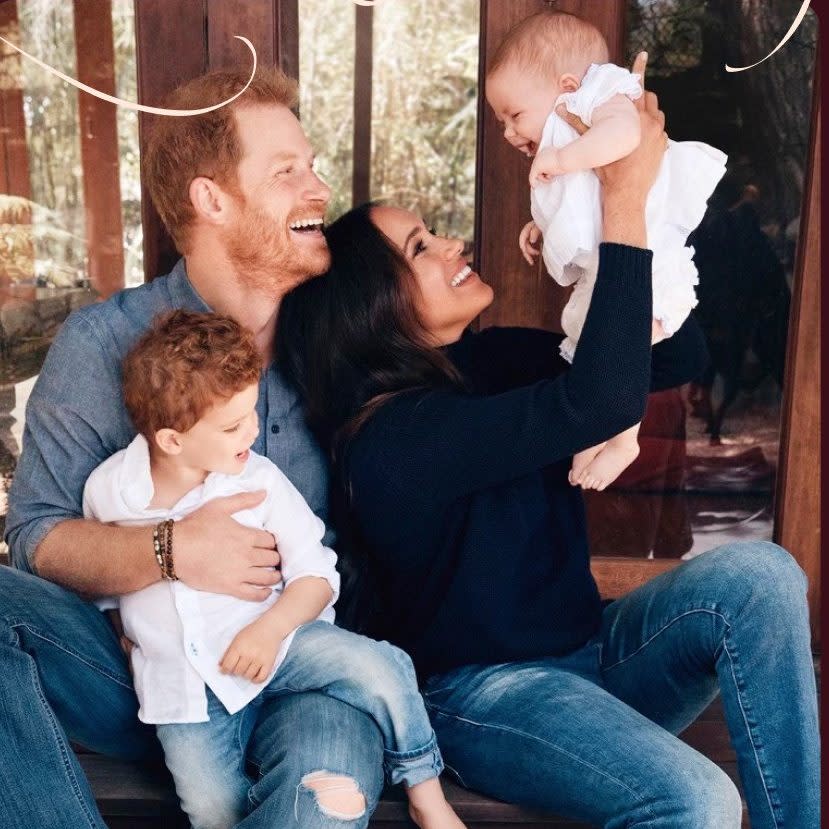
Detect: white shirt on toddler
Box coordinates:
(83, 434, 340, 724)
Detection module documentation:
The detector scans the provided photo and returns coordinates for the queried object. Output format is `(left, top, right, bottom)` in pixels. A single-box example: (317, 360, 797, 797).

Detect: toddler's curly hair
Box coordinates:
(123, 310, 262, 441)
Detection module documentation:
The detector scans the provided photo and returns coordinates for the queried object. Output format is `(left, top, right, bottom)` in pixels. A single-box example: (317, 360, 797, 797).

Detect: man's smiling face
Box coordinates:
(221, 104, 332, 294)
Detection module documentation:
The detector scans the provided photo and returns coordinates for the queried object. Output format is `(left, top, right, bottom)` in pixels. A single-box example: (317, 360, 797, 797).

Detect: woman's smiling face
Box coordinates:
(370, 205, 494, 345)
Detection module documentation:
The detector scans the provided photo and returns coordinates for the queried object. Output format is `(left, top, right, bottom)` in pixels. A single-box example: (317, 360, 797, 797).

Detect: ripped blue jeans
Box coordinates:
(156, 620, 442, 829)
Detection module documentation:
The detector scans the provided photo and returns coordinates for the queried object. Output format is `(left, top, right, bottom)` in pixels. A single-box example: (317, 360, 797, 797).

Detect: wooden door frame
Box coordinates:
(474, 0, 821, 640)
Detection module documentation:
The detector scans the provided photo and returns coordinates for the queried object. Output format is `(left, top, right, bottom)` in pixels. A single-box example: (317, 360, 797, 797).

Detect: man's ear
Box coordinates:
(154, 428, 183, 456)
(559, 73, 581, 93)
(189, 176, 233, 226)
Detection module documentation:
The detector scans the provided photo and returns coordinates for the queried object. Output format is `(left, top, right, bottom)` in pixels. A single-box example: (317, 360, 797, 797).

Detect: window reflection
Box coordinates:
(586, 0, 817, 559)
(298, 0, 479, 241)
(0, 0, 140, 553)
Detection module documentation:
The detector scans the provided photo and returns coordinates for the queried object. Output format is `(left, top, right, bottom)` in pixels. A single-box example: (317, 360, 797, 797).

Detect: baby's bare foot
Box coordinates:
(578, 442, 640, 491)
(569, 443, 605, 486)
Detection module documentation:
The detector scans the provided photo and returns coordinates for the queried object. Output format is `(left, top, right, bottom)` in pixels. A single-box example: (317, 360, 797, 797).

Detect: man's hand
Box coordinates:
(529, 146, 567, 188)
(519, 220, 542, 265)
(219, 617, 284, 684)
(173, 491, 281, 601)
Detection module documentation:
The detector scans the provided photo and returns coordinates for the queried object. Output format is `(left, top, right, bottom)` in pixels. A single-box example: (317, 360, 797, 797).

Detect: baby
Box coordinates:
(485, 10, 726, 491)
(84, 310, 465, 829)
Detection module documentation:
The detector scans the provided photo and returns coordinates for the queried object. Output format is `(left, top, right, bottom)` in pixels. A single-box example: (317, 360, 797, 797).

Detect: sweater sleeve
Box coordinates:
(650, 313, 710, 392)
(349, 243, 653, 504)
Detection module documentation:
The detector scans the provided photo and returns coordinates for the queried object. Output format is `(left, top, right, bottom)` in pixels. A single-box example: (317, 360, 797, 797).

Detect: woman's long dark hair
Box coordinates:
(277, 202, 464, 632)
(278, 202, 463, 457)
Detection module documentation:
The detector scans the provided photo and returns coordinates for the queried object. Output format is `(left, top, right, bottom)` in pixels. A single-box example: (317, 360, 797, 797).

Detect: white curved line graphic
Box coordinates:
(0, 34, 257, 116)
(725, 0, 811, 73)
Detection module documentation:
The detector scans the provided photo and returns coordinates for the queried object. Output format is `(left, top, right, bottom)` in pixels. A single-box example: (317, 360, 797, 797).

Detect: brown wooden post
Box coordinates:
(134, 0, 206, 282)
(0, 0, 34, 288)
(73, 0, 125, 299)
(0, 0, 30, 199)
(774, 59, 821, 646)
(352, 3, 373, 206)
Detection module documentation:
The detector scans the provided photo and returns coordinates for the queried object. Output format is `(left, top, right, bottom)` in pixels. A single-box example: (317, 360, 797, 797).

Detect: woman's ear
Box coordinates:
(154, 428, 183, 456)
(559, 73, 581, 93)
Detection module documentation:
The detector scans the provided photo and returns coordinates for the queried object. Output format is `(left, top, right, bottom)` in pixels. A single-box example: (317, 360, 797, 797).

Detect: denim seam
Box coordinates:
(600, 607, 724, 673)
(25, 639, 101, 828)
(601, 606, 782, 828)
(6, 618, 133, 689)
(722, 634, 780, 828)
(425, 705, 655, 820)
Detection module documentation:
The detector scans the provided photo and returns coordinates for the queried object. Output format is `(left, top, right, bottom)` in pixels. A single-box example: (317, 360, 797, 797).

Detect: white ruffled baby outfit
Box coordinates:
(530, 63, 728, 362)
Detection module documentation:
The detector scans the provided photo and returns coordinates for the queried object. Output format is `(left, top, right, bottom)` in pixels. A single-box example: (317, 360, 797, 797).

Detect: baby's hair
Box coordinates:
(488, 10, 609, 82)
(123, 309, 262, 442)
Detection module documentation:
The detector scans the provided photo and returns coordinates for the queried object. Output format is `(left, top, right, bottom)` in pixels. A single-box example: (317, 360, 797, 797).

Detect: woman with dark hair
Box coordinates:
(278, 93, 818, 828)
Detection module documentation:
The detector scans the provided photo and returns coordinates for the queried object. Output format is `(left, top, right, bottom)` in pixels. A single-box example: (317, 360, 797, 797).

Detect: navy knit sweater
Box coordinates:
(342, 244, 708, 680)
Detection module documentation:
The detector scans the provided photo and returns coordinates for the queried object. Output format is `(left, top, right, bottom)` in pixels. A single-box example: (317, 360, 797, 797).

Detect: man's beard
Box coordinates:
(223, 203, 331, 295)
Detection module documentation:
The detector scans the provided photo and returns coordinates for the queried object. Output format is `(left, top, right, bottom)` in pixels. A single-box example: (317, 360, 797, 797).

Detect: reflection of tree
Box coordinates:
(723, 0, 817, 223)
(299, 0, 479, 240)
(628, 0, 817, 231)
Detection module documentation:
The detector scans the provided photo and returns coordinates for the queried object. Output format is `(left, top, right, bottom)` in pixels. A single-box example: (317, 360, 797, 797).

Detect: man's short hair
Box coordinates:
(123, 310, 262, 441)
(488, 10, 609, 81)
(143, 67, 298, 253)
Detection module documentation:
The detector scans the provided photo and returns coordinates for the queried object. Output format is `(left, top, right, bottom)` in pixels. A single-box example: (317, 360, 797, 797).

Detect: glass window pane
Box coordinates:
(298, 0, 356, 222)
(585, 0, 818, 560)
(1, 0, 141, 554)
(298, 0, 480, 244)
(371, 0, 479, 242)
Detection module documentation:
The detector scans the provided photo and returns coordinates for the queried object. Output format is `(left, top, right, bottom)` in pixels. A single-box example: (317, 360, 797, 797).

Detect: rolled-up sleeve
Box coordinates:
(261, 465, 340, 605)
(4, 312, 126, 574)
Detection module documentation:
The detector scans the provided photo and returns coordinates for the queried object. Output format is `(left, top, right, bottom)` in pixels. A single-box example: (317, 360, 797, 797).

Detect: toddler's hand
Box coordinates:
(529, 147, 566, 188)
(518, 221, 542, 265)
(220, 619, 282, 684)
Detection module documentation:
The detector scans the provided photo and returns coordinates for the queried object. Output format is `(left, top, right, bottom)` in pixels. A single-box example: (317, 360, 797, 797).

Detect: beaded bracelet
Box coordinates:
(152, 519, 178, 581)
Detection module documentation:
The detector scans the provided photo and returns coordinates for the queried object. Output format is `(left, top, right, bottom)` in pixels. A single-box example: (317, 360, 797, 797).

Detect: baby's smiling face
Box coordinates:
(486, 62, 561, 158)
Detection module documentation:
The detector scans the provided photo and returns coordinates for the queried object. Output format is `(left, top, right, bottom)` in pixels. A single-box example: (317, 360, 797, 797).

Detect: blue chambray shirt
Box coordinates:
(5, 259, 331, 575)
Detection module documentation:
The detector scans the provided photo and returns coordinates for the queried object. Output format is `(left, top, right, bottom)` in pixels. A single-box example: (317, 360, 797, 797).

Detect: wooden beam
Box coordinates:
(134, 0, 207, 282)
(774, 58, 821, 646)
(352, 2, 373, 206)
(0, 0, 31, 199)
(206, 0, 275, 71)
(73, 0, 124, 299)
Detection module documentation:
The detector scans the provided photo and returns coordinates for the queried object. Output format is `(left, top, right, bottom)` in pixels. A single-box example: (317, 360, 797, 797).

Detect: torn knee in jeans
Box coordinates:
(299, 770, 366, 820)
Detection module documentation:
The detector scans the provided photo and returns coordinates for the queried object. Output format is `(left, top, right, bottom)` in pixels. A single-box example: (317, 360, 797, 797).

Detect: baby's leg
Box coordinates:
(267, 621, 466, 828)
(570, 442, 607, 486)
(575, 423, 641, 491)
(155, 691, 256, 829)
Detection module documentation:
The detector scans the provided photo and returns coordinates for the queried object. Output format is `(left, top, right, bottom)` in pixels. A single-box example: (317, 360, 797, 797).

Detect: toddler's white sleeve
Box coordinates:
(261, 463, 340, 605)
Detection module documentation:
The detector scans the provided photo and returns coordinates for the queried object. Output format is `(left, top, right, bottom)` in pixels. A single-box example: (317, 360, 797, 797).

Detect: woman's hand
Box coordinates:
(556, 52, 668, 247)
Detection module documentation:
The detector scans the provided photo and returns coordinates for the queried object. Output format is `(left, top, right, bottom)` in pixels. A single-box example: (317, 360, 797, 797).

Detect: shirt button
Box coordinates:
(270, 423, 280, 435)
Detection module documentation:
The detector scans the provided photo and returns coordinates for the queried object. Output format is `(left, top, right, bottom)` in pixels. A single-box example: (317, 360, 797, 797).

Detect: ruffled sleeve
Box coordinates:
(559, 63, 643, 126)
